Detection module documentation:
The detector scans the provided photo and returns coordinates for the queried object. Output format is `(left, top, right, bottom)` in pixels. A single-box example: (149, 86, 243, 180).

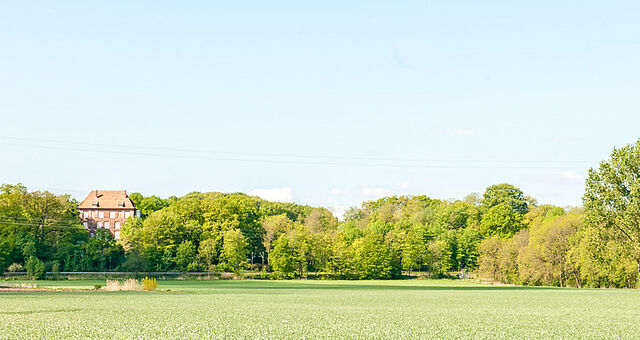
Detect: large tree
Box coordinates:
(482, 183, 529, 215)
(584, 139, 640, 276)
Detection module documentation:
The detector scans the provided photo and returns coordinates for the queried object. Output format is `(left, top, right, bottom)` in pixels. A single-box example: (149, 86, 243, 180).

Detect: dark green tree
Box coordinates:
(482, 184, 529, 215)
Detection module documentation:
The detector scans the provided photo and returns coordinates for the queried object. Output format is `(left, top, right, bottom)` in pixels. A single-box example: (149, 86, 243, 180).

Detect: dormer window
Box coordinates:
(92, 202, 99, 207)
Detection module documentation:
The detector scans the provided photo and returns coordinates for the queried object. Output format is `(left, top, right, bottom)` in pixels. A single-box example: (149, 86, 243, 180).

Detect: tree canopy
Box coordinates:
(2, 141, 640, 287)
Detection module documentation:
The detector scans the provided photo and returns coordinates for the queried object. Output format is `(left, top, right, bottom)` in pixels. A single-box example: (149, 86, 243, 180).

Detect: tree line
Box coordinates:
(1, 140, 640, 286)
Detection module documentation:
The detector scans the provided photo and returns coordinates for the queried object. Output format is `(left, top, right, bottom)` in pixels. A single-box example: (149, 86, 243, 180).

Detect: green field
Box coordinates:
(1, 279, 639, 339)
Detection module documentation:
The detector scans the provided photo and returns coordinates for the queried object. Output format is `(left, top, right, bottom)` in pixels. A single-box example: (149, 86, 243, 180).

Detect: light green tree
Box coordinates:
(584, 139, 640, 277)
(220, 229, 248, 274)
(197, 238, 220, 270)
(352, 234, 397, 279)
(479, 203, 525, 237)
(270, 237, 298, 279)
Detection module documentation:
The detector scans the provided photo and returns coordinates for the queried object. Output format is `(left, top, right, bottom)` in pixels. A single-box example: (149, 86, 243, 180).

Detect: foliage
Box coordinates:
(0, 184, 124, 273)
(6, 138, 640, 287)
(129, 193, 171, 219)
(583, 139, 640, 277)
(352, 234, 397, 279)
(142, 276, 158, 291)
(479, 203, 525, 237)
(8, 263, 24, 272)
(220, 229, 249, 274)
(175, 241, 197, 272)
(25, 256, 45, 279)
(482, 183, 529, 215)
(270, 237, 298, 279)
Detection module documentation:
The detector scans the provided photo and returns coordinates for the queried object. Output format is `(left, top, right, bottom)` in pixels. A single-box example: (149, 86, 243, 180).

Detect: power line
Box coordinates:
(0, 135, 592, 163)
(0, 135, 592, 169)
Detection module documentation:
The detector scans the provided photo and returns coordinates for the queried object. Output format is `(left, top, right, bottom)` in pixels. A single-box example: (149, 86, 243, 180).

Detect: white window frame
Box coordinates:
(97, 222, 103, 228)
(104, 222, 109, 229)
(98, 211, 104, 218)
(114, 231, 120, 240)
(83, 211, 89, 218)
(110, 211, 116, 218)
(125, 212, 131, 218)
(115, 222, 121, 229)
(83, 222, 88, 228)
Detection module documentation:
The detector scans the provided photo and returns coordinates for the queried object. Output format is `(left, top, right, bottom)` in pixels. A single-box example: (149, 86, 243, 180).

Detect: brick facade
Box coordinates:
(79, 190, 136, 240)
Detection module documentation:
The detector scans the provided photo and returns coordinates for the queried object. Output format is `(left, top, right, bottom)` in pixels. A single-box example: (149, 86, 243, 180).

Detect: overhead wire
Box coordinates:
(0, 135, 592, 169)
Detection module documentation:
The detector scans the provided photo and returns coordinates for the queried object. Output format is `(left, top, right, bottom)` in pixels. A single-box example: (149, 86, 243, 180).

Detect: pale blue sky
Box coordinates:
(1, 1, 639, 216)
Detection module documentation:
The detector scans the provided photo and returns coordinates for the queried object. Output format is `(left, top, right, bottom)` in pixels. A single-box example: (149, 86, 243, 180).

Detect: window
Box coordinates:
(83, 211, 89, 218)
(115, 222, 120, 229)
(104, 222, 109, 229)
(98, 211, 104, 218)
(83, 222, 88, 228)
(97, 222, 103, 228)
(125, 212, 131, 218)
(115, 231, 120, 240)
(110, 211, 116, 218)
(94, 211, 99, 217)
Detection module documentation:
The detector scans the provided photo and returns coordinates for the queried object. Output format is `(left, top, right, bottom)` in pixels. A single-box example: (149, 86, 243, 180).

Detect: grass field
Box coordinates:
(1, 279, 639, 339)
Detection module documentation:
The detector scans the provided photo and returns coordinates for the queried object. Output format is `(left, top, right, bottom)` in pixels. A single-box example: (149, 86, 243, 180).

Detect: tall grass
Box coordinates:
(105, 278, 141, 291)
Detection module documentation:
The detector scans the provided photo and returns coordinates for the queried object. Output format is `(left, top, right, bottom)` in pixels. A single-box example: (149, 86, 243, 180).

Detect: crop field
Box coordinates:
(1, 279, 639, 339)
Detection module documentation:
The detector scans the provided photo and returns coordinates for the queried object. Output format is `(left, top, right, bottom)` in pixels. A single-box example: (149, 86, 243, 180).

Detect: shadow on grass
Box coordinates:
(169, 281, 559, 292)
(2, 308, 86, 315)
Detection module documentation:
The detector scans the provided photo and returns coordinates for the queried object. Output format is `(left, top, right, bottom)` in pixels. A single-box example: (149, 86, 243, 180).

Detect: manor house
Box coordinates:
(79, 190, 137, 240)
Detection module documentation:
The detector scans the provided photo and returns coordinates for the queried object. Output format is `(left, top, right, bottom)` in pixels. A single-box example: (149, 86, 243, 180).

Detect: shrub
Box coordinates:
(8, 263, 24, 272)
(94, 284, 102, 290)
(51, 261, 60, 279)
(142, 276, 158, 291)
(25, 256, 45, 279)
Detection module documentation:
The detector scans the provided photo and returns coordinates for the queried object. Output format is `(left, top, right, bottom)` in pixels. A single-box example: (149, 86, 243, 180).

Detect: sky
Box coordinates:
(1, 1, 640, 217)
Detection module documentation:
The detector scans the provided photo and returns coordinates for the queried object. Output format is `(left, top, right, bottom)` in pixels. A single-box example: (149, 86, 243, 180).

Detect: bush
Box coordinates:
(25, 256, 45, 279)
(142, 276, 158, 291)
(50, 261, 60, 279)
(8, 263, 24, 272)
(94, 284, 102, 290)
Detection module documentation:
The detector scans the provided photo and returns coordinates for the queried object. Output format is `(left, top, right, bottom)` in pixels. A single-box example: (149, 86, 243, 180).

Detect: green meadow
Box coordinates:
(1, 280, 639, 339)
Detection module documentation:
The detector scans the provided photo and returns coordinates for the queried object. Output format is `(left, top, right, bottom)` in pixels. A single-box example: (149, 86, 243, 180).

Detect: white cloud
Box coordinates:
(397, 181, 409, 190)
(329, 203, 351, 220)
(561, 171, 584, 182)
(248, 187, 293, 202)
(361, 185, 392, 196)
(445, 128, 475, 137)
(330, 188, 343, 195)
